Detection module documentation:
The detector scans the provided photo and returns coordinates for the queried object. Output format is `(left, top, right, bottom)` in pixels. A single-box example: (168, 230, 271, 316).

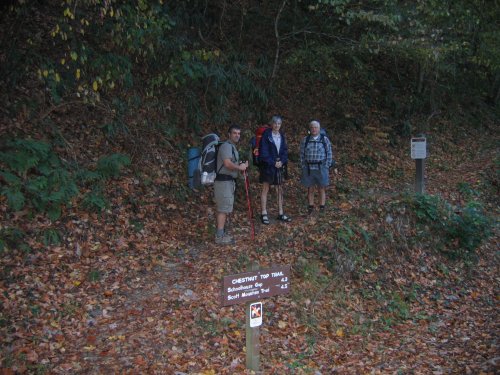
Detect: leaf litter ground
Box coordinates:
(1, 124, 498, 374)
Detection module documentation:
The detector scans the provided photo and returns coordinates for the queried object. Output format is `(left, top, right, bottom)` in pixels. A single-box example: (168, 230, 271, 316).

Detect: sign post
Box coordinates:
(411, 135, 427, 194)
(222, 264, 290, 373)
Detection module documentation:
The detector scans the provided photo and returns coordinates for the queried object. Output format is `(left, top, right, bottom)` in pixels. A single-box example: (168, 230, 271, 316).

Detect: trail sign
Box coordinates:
(222, 265, 290, 306)
(249, 302, 263, 327)
(411, 137, 427, 159)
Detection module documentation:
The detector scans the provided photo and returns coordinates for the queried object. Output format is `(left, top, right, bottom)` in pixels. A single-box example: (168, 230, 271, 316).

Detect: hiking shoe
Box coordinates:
(319, 205, 325, 212)
(215, 234, 234, 245)
(308, 205, 314, 214)
(277, 214, 291, 222)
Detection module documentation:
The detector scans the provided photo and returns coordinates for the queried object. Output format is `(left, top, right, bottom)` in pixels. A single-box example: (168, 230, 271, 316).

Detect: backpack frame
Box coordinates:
(250, 125, 271, 167)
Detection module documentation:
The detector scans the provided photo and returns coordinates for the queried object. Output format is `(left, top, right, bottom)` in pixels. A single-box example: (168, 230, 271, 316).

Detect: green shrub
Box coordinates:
(409, 194, 493, 259)
(0, 139, 78, 220)
(95, 153, 131, 179)
(447, 202, 493, 255)
(1, 138, 130, 219)
(82, 189, 108, 212)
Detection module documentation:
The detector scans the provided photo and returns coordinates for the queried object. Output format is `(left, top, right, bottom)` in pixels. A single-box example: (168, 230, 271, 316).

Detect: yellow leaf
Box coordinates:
(70, 51, 78, 61)
(43, 70, 49, 78)
(50, 321, 59, 328)
(83, 345, 96, 351)
(55, 73, 60, 82)
(73, 280, 81, 286)
(76, 69, 81, 79)
(278, 320, 287, 329)
(92, 81, 98, 91)
(336, 328, 344, 338)
(61, 58, 65, 65)
(147, 317, 154, 322)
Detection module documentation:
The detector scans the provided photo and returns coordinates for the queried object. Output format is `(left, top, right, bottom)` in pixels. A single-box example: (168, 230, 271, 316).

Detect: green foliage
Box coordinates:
(409, 194, 493, 259)
(457, 182, 479, 201)
(0, 138, 130, 219)
(387, 292, 411, 321)
(447, 202, 493, 255)
(96, 154, 131, 179)
(0, 139, 78, 220)
(42, 229, 61, 246)
(88, 269, 101, 282)
(82, 189, 108, 212)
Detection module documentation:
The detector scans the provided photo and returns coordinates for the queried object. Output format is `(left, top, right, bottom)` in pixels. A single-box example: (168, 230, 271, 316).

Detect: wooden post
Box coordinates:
(411, 134, 426, 194)
(246, 262, 260, 372)
(415, 158, 425, 194)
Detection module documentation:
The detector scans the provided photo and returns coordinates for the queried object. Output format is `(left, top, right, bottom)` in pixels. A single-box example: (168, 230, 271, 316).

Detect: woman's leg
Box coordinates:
(261, 182, 270, 214)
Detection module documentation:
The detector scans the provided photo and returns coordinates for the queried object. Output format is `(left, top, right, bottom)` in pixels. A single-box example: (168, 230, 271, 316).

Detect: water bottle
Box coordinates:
(201, 171, 208, 184)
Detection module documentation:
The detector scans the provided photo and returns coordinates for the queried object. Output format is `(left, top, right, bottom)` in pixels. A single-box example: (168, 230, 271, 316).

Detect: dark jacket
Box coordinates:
(259, 128, 288, 175)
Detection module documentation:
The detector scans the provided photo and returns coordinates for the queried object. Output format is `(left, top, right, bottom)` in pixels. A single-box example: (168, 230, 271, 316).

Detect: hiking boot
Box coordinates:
(215, 234, 234, 245)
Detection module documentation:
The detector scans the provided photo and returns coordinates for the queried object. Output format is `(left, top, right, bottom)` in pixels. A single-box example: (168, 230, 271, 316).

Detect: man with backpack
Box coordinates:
(300, 120, 334, 213)
(214, 124, 249, 244)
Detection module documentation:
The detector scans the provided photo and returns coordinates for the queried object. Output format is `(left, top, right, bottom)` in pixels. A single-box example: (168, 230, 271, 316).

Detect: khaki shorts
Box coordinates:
(214, 180, 235, 213)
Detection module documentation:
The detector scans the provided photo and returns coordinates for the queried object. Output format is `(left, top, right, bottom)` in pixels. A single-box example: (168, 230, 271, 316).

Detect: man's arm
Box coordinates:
(223, 158, 248, 171)
(326, 138, 333, 168)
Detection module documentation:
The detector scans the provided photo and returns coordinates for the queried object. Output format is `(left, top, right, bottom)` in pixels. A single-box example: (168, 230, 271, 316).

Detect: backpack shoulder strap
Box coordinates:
(320, 134, 329, 160)
(303, 134, 312, 159)
(216, 141, 237, 175)
(320, 134, 327, 149)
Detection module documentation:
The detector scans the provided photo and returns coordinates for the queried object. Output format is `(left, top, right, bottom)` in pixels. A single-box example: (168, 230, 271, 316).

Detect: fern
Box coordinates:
(0, 139, 50, 175)
(96, 154, 131, 179)
(82, 189, 108, 212)
(1, 139, 131, 219)
(2, 187, 25, 211)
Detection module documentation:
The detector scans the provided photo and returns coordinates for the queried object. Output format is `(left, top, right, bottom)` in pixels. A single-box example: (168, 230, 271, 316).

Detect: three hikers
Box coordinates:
(207, 118, 334, 244)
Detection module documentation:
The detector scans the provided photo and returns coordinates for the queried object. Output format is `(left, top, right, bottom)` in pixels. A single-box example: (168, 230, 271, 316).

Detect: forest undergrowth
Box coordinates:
(1, 110, 498, 374)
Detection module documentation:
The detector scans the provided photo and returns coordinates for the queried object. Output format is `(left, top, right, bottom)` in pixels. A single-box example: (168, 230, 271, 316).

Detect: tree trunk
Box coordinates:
(270, 0, 288, 88)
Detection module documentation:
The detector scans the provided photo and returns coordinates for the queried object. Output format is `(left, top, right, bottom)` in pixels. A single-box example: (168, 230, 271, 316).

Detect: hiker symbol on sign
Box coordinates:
(249, 302, 263, 327)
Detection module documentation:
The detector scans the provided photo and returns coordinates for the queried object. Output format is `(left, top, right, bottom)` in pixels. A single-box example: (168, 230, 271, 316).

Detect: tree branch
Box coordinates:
(270, 0, 288, 88)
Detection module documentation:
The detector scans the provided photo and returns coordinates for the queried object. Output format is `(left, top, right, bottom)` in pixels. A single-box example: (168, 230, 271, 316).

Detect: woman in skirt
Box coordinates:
(259, 115, 291, 224)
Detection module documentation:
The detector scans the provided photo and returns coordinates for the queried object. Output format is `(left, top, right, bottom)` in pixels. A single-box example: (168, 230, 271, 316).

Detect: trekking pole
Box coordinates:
(276, 158, 284, 213)
(243, 169, 255, 240)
